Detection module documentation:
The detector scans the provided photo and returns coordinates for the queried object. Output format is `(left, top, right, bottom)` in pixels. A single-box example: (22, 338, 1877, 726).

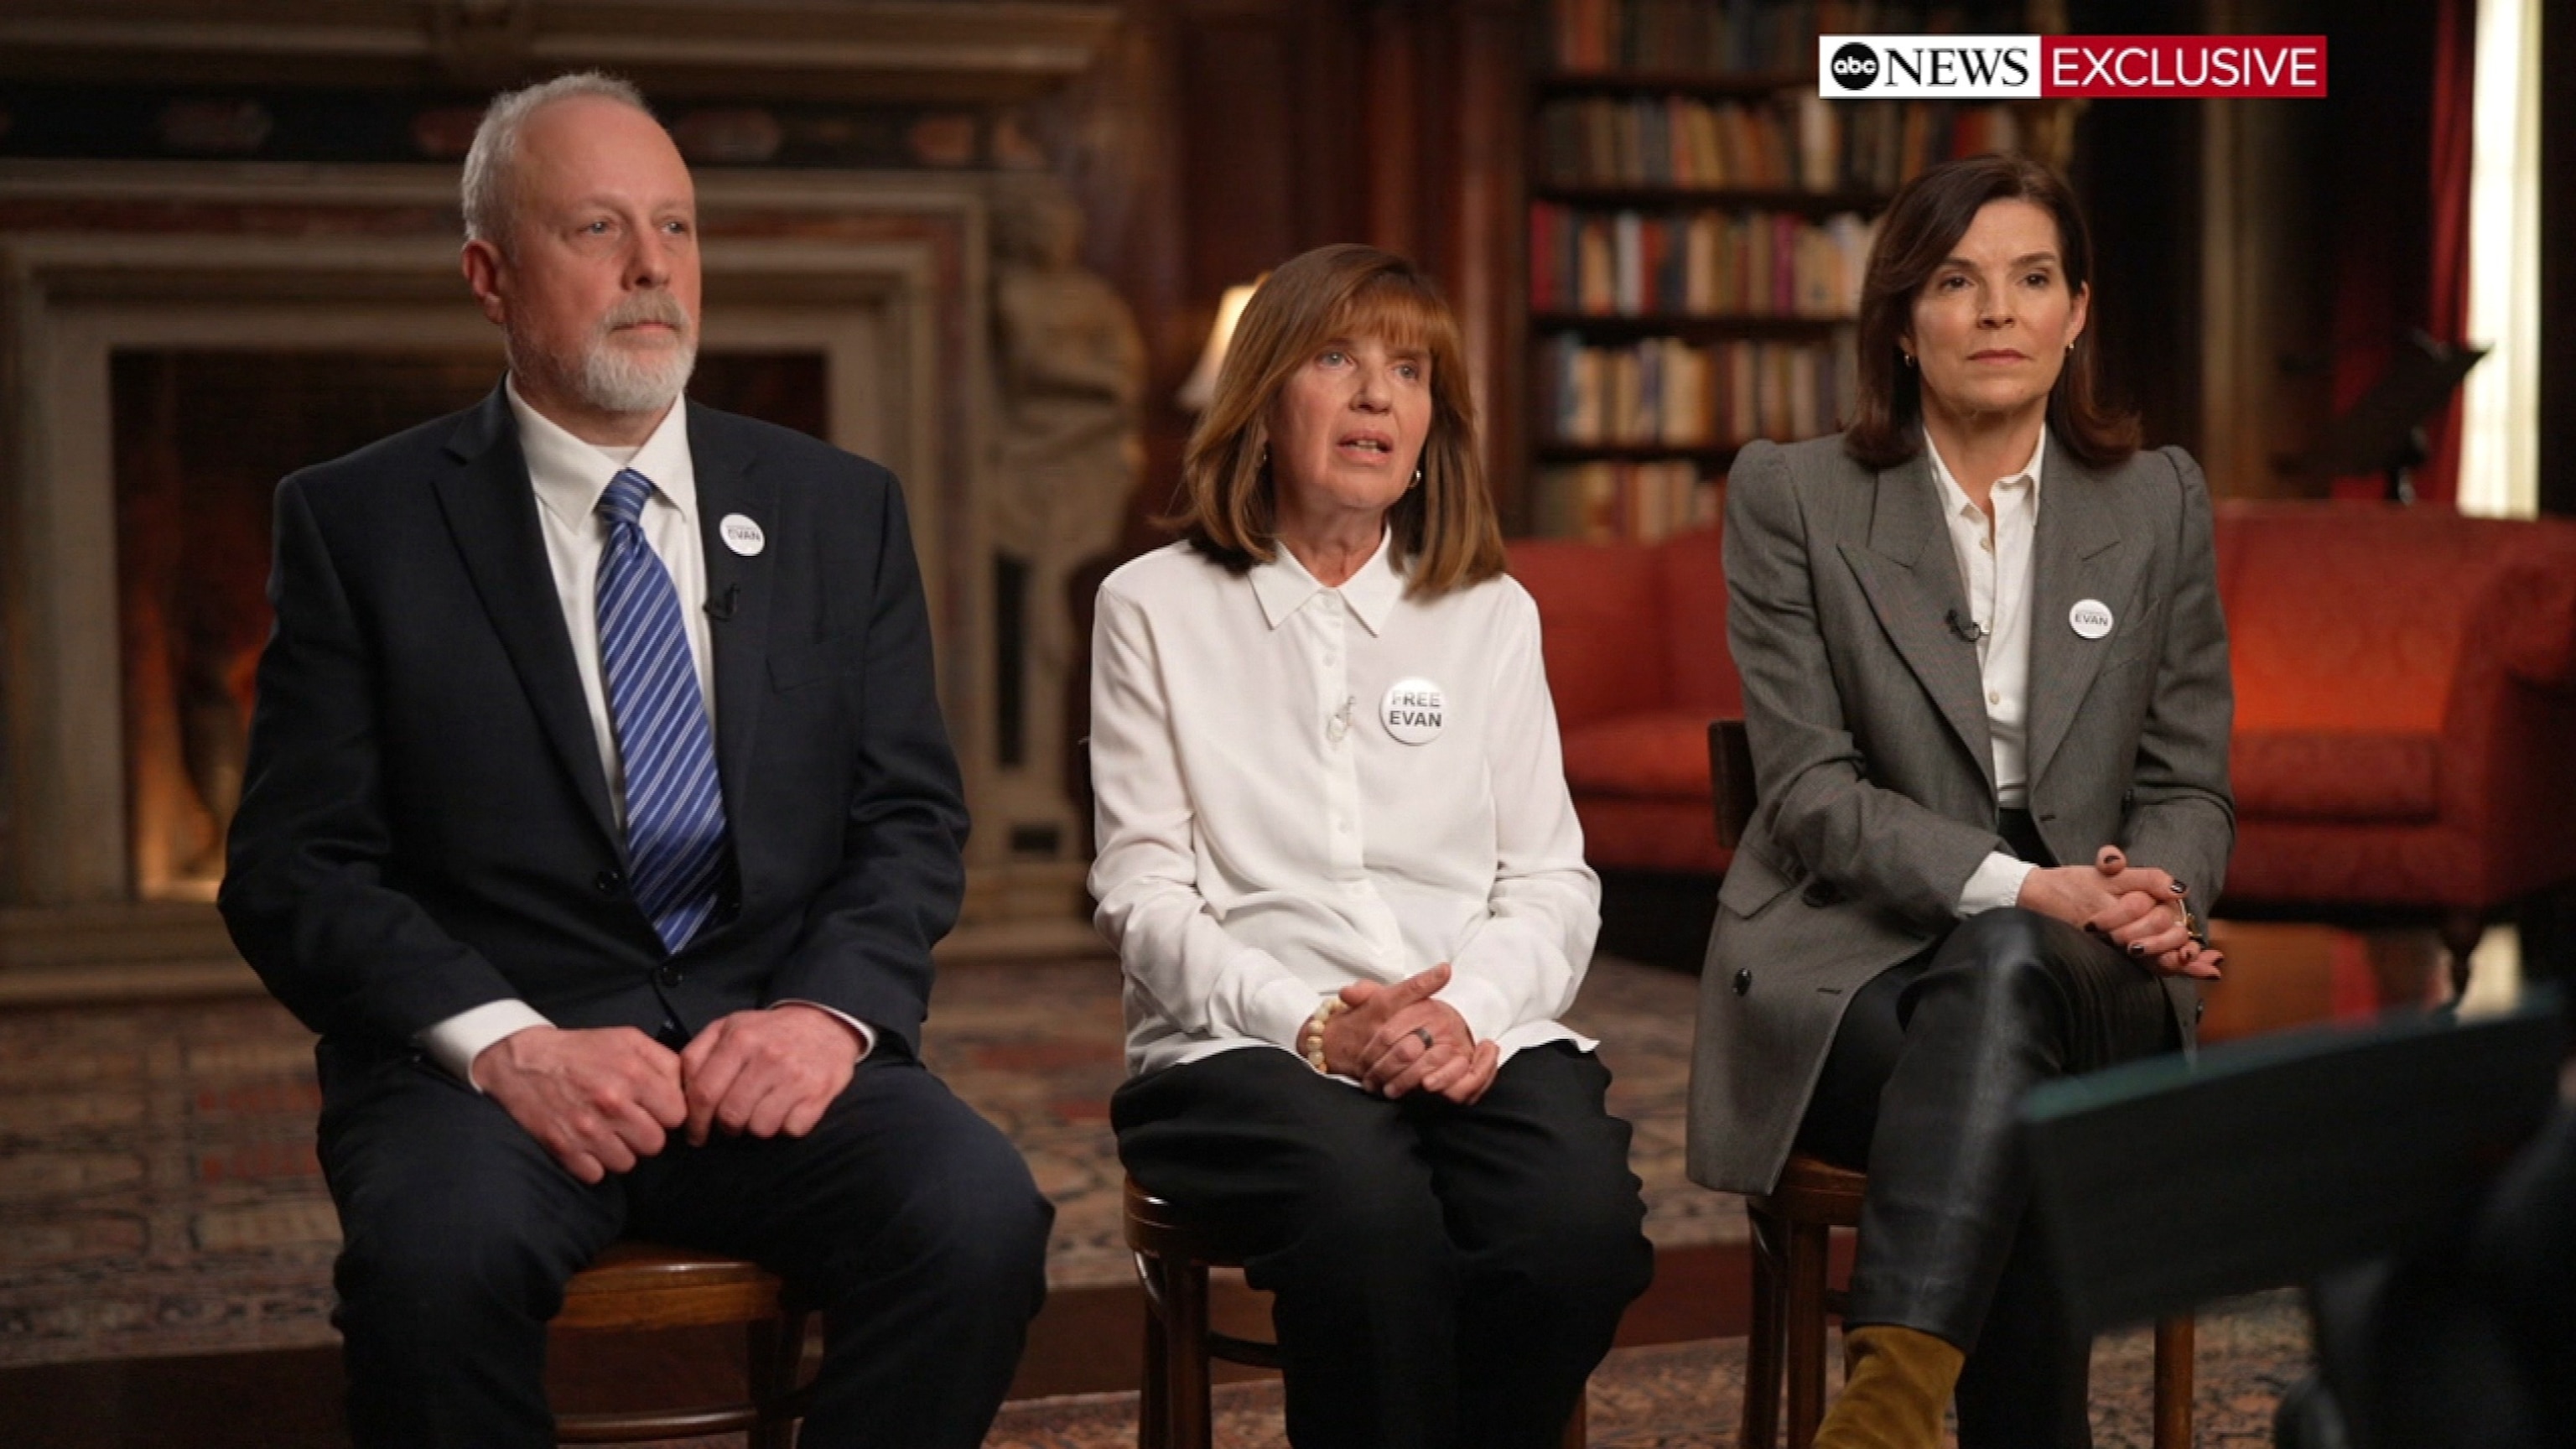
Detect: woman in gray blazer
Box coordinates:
(1689, 154, 2234, 1448)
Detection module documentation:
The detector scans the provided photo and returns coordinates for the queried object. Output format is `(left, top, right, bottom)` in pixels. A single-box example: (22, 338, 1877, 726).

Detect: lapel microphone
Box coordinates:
(704, 584, 740, 622)
(1945, 609, 1986, 643)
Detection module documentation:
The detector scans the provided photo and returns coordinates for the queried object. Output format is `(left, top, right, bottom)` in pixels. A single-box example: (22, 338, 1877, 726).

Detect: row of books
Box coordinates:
(1530, 204, 1876, 319)
(1530, 460, 1720, 544)
(1539, 332, 1860, 448)
(1543, 0, 2008, 75)
(1535, 92, 2025, 195)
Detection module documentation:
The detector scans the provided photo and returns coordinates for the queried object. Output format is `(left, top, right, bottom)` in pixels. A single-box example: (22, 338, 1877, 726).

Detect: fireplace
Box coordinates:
(1, 162, 1113, 978)
(111, 347, 829, 901)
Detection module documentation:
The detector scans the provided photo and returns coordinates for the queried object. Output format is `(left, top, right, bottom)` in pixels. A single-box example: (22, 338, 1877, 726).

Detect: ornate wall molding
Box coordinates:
(0, 1, 1120, 103)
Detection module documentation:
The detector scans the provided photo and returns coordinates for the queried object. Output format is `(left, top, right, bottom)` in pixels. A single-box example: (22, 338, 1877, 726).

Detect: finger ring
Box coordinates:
(1413, 1027, 1434, 1049)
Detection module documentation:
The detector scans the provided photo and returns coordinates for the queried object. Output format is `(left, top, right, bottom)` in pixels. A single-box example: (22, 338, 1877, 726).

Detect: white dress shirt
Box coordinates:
(421, 380, 869, 1086)
(1088, 534, 1602, 1078)
(1924, 427, 2045, 915)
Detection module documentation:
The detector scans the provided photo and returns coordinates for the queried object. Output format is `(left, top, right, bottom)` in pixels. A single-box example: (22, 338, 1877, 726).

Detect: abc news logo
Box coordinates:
(1820, 34, 2327, 99)
(1824, 37, 2039, 98)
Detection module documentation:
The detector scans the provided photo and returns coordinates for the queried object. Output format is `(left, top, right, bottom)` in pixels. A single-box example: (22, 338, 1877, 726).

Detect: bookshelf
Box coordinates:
(1521, 0, 2033, 542)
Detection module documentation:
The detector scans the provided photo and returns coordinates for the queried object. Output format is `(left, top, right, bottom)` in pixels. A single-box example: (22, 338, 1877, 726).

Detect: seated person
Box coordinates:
(218, 73, 1049, 1448)
(1689, 153, 2231, 1449)
(1088, 242, 1655, 1449)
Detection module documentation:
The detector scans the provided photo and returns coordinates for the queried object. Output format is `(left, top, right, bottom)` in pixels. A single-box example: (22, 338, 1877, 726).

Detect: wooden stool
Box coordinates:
(1739, 1153, 2194, 1449)
(549, 1240, 813, 1446)
(1123, 1178, 1586, 1449)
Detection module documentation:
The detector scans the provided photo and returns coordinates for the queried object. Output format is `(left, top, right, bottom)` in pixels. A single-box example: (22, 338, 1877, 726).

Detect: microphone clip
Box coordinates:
(1945, 609, 1986, 644)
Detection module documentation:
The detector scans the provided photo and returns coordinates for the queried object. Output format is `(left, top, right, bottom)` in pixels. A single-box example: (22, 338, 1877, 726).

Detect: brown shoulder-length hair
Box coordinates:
(1845, 152, 2140, 470)
(1169, 242, 1505, 596)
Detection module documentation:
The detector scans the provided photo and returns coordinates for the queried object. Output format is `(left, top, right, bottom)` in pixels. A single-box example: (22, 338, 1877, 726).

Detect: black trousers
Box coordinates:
(1794, 907, 2180, 1449)
(314, 1040, 1053, 1449)
(1112, 1042, 1654, 1449)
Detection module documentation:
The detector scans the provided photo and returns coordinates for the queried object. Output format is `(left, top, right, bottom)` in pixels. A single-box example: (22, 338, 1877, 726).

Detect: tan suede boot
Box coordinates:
(1809, 1323, 1966, 1449)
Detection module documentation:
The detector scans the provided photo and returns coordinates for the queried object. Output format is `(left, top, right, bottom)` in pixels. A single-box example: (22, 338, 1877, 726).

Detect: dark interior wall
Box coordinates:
(2075, 0, 2457, 499)
(2067, 0, 2207, 455)
(2544, 4, 2576, 519)
(1038, 0, 1371, 536)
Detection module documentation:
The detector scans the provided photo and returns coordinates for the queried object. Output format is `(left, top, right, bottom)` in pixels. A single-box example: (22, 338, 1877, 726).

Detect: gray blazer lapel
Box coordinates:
(1837, 454, 1996, 792)
(432, 393, 623, 854)
(688, 404, 777, 847)
(2024, 442, 2134, 785)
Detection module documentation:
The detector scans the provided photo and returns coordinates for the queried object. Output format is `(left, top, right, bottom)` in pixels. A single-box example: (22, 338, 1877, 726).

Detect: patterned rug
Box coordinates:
(984, 1291, 2309, 1448)
(0, 953, 2316, 1442)
(0, 953, 1726, 1367)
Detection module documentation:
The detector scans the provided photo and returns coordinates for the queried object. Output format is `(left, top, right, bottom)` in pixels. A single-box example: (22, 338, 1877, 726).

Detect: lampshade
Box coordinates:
(1175, 280, 1259, 413)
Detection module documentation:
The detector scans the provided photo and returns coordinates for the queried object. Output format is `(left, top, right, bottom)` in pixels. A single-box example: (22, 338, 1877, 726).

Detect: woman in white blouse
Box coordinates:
(1088, 243, 1652, 1449)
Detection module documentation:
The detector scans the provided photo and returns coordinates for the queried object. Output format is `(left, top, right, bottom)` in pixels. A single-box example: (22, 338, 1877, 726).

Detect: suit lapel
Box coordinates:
(2024, 439, 2132, 785)
(1837, 453, 1995, 792)
(688, 404, 778, 849)
(432, 390, 623, 854)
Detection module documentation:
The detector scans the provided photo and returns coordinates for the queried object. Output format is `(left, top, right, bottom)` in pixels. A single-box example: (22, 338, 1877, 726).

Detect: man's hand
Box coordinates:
(1325, 963, 1504, 1104)
(474, 1026, 687, 1184)
(679, 1005, 864, 1147)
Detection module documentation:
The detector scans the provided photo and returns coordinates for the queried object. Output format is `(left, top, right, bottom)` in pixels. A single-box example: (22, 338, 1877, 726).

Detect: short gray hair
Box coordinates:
(460, 71, 653, 248)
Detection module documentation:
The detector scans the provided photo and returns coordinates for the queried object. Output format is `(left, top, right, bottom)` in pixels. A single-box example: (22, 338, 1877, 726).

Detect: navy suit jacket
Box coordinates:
(221, 387, 969, 1061)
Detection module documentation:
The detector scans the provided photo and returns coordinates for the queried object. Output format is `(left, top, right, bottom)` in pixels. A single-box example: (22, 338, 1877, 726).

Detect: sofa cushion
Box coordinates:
(1655, 528, 1743, 717)
(2231, 730, 2441, 823)
(1569, 794, 1731, 875)
(1561, 709, 1715, 799)
(1509, 538, 1669, 729)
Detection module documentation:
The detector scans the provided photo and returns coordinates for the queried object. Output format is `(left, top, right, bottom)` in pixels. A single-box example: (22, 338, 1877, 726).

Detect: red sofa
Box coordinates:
(1509, 503, 2576, 972)
(1509, 527, 1740, 877)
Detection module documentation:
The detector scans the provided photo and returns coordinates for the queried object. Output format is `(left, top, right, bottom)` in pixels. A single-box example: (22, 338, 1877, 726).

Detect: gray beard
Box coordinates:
(573, 331, 696, 415)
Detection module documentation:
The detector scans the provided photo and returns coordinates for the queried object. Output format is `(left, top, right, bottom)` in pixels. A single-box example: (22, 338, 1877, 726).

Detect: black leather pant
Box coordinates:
(1794, 907, 2181, 1449)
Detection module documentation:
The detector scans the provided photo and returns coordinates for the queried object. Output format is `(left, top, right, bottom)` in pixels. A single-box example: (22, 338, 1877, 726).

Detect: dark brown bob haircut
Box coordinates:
(1171, 242, 1505, 596)
(1845, 152, 2140, 470)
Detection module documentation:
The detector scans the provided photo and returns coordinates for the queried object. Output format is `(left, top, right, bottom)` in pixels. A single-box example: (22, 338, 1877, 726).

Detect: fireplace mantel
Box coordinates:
(0, 156, 1114, 995)
(0, 0, 1122, 104)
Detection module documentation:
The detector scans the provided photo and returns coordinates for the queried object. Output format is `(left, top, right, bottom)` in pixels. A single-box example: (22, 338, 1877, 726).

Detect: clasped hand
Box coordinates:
(2017, 845, 2224, 980)
(1319, 962, 1503, 1105)
(473, 1005, 863, 1184)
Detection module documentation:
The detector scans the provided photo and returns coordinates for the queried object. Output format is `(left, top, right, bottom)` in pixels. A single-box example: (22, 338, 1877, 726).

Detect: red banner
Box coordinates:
(2040, 36, 2328, 97)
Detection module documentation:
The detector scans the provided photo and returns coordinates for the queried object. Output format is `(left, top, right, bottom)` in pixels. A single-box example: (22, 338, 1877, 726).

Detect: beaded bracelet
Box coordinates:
(1299, 996, 1347, 1072)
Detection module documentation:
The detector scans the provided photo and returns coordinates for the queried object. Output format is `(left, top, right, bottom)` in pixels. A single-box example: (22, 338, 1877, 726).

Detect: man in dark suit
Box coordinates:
(219, 72, 1052, 1449)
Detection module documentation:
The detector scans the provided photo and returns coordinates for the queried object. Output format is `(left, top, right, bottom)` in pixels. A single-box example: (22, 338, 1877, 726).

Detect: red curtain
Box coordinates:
(2328, 0, 2478, 503)
(2419, 0, 2478, 504)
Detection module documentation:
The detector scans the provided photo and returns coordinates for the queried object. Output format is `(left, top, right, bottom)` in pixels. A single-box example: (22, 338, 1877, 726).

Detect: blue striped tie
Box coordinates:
(595, 469, 728, 953)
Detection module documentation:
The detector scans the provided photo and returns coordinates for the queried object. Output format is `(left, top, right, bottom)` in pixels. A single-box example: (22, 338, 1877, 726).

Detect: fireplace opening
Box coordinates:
(112, 348, 826, 901)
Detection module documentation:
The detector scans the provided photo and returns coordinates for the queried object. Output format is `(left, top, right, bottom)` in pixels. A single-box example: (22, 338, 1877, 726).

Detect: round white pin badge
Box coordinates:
(1380, 678, 1446, 745)
(2069, 598, 2114, 640)
(719, 514, 766, 558)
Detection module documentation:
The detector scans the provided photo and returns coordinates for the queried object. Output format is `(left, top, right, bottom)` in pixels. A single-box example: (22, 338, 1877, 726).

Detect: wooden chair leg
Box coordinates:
(1561, 1389, 1587, 1448)
(2440, 908, 2486, 1000)
(1740, 1210, 1784, 1449)
(1154, 1253, 1213, 1449)
(745, 1309, 805, 1449)
(1134, 1250, 1176, 1449)
(1782, 1218, 1832, 1449)
(2152, 1314, 2195, 1449)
